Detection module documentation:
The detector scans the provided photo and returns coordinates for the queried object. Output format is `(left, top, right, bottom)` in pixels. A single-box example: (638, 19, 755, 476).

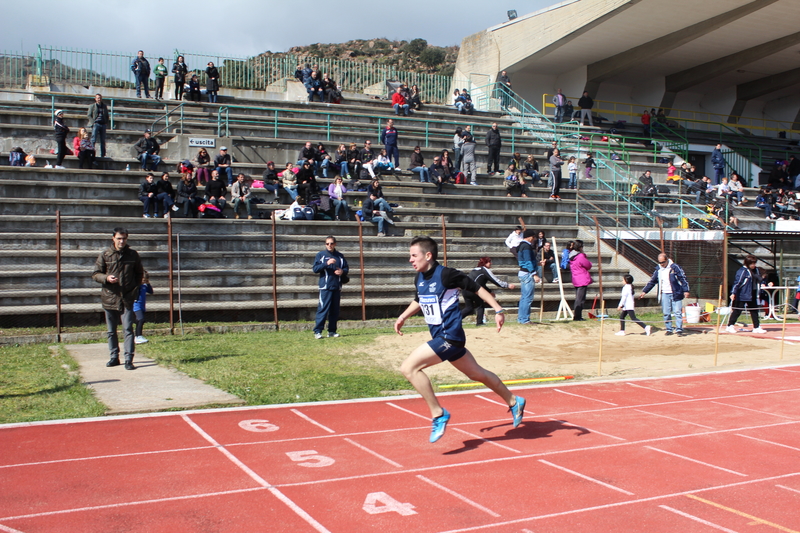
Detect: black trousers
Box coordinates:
(487, 146, 501, 173)
(574, 285, 588, 320)
(551, 170, 562, 196)
(461, 290, 486, 324)
(728, 299, 760, 328)
(620, 310, 646, 331)
(155, 77, 165, 99)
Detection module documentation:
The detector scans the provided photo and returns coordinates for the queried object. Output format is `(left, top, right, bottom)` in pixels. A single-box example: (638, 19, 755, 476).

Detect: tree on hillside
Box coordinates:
(405, 39, 428, 57)
(419, 47, 446, 69)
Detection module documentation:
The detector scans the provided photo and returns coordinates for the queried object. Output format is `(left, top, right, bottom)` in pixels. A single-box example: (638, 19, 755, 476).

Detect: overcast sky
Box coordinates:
(3, 0, 553, 57)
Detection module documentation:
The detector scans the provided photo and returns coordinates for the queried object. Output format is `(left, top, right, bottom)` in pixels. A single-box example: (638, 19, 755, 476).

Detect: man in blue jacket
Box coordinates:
(312, 236, 349, 339)
(639, 253, 690, 336)
(711, 143, 726, 185)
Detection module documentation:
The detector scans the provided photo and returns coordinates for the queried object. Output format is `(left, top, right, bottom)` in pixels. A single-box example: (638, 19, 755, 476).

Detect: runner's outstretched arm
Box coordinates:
(476, 287, 505, 332)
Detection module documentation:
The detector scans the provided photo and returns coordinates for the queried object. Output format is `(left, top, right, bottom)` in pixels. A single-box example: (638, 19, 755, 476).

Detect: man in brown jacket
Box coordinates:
(92, 227, 144, 370)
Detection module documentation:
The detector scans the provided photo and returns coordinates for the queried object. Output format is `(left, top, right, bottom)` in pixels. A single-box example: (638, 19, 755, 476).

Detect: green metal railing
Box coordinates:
(0, 46, 453, 104)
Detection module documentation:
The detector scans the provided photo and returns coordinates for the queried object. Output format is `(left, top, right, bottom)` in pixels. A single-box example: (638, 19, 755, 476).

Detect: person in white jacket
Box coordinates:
(617, 274, 651, 336)
(505, 225, 524, 260)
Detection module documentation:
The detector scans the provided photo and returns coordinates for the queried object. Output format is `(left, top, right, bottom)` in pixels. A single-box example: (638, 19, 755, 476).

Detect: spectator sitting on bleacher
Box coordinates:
(156, 172, 176, 217)
(409, 84, 423, 110)
(78, 131, 96, 170)
(410, 145, 429, 183)
(361, 192, 394, 237)
(134, 130, 160, 172)
(429, 156, 449, 195)
(231, 173, 253, 219)
(187, 75, 201, 102)
(307, 71, 324, 102)
(205, 170, 228, 212)
(261, 161, 282, 203)
(537, 241, 560, 283)
(346, 142, 362, 183)
(322, 73, 339, 103)
(176, 173, 201, 218)
(328, 176, 350, 221)
(296, 160, 319, 202)
(373, 149, 394, 174)
(729, 173, 746, 206)
(716, 177, 732, 202)
(294, 64, 305, 83)
(359, 140, 377, 179)
(8, 147, 27, 167)
(214, 146, 233, 185)
(138, 173, 159, 218)
(298, 141, 317, 166)
(73, 127, 87, 161)
(193, 148, 212, 184)
(755, 187, 776, 220)
(334, 144, 348, 178)
(521, 154, 540, 185)
(392, 87, 410, 116)
(504, 162, 528, 198)
(455, 89, 474, 115)
(564, 100, 574, 121)
(281, 163, 298, 201)
(316, 143, 330, 177)
(775, 189, 798, 220)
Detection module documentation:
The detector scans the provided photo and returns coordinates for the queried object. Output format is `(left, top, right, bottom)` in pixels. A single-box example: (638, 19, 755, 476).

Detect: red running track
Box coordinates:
(2, 365, 800, 532)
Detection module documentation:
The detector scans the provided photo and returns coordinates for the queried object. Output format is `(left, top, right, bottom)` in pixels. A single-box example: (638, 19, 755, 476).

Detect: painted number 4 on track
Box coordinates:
(363, 492, 417, 516)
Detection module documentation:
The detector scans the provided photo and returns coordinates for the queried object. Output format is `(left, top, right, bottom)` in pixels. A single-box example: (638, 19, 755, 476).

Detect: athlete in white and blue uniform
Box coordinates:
(396, 236, 526, 443)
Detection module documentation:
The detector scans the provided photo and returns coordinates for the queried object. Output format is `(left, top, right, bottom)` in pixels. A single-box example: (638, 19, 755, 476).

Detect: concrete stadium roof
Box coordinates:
(455, 0, 800, 124)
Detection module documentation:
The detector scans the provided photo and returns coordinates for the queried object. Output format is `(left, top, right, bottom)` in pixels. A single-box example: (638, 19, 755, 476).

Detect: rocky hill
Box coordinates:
(256, 38, 458, 77)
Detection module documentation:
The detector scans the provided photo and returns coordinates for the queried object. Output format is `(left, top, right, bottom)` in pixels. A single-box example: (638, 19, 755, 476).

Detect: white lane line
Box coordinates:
(772, 368, 800, 373)
(658, 505, 740, 532)
(387, 402, 430, 421)
(343, 438, 403, 468)
(634, 409, 715, 429)
(181, 415, 271, 488)
(0, 487, 267, 521)
(0, 445, 215, 470)
(180, 415, 331, 533)
(290, 409, 336, 433)
(451, 428, 521, 454)
(0, 524, 26, 533)
(433, 471, 800, 533)
(626, 382, 693, 398)
(475, 394, 508, 408)
(549, 418, 626, 441)
(538, 459, 635, 495)
(710, 401, 796, 420)
(417, 475, 501, 517)
(776, 484, 800, 495)
(274, 419, 800, 489)
(735, 434, 800, 452)
(554, 389, 618, 406)
(644, 446, 747, 477)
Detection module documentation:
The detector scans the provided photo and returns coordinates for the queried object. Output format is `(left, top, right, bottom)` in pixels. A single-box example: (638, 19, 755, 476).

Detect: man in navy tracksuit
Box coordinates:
(380, 119, 400, 169)
(312, 236, 349, 339)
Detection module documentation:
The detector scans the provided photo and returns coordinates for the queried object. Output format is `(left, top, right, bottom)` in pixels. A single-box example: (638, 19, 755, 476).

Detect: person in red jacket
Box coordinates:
(392, 87, 410, 116)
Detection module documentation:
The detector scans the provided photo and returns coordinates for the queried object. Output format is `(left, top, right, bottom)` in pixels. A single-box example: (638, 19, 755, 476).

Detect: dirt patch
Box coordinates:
(373, 322, 800, 385)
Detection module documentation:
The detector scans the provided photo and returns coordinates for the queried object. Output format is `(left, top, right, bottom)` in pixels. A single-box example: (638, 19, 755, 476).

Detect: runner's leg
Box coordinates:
(400, 344, 445, 417)
(449, 350, 515, 406)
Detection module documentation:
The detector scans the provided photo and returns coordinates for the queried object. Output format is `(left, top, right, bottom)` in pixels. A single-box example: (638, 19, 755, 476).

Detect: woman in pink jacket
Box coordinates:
(568, 239, 593, 321)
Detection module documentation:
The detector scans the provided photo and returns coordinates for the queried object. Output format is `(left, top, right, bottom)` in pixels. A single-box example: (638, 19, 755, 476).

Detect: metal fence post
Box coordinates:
(441, 214, 448, 266)
(271, 213, 279, 330)
(167, 216, 174, 334)
(358, 220, 366, 322)
(55, 211, 62, 341)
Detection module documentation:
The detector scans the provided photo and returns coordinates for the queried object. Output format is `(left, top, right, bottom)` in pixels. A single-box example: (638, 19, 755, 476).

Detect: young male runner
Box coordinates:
(395, 236, 526, 443)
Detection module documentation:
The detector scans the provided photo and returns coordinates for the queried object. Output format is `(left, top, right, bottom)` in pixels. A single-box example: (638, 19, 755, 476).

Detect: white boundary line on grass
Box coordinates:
(4, 363, 800, 430)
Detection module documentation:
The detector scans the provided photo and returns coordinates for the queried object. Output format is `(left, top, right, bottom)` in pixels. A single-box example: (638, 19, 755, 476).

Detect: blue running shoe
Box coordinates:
(429, 409, 450, 443)
(510, 396, 526, 428)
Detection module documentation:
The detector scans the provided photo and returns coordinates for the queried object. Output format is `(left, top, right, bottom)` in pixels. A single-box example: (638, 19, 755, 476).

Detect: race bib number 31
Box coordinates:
(418, 294, 442, 325)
